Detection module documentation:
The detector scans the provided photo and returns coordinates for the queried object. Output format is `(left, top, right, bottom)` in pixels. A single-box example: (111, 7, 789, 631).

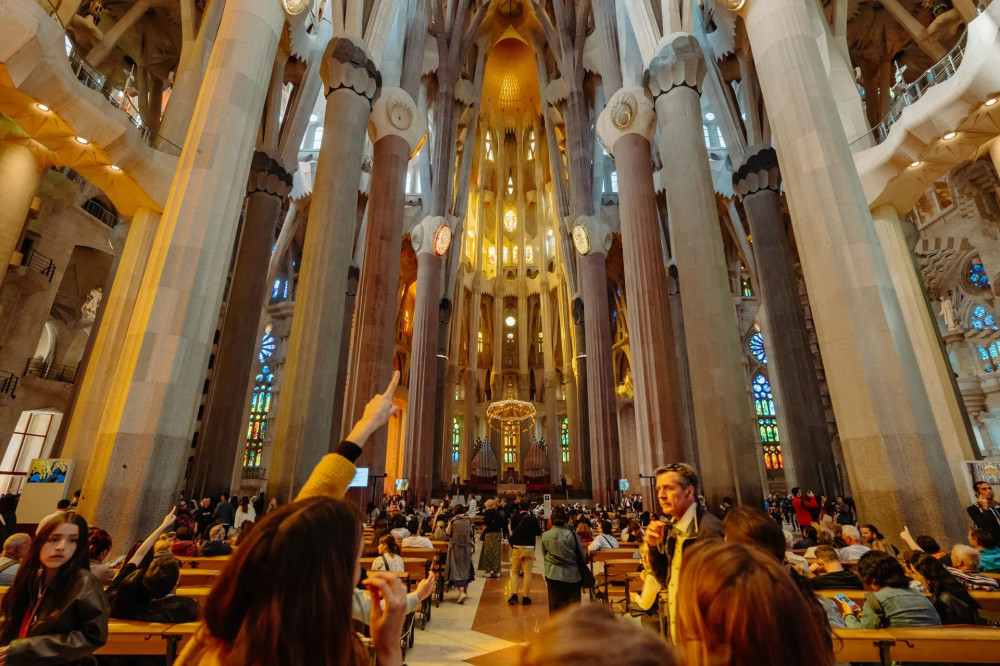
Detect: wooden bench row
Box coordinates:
(831, 625, 1000, 664)
(96, 620, 199, 664)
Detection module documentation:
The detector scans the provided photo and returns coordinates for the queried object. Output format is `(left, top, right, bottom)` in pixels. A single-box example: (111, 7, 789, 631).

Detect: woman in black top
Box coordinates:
(907, 551, 980, 625)
(478, 500, 504, 578)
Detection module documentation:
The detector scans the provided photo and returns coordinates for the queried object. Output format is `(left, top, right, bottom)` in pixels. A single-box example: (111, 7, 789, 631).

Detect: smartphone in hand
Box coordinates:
(834, 593, 861, 615)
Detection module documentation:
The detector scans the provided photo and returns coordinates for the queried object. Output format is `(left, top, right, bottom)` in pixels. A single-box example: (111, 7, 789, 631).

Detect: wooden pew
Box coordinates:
(176, 586, 212, 609)
(818, 588, 1000, 616)
(177, 556, 232, 571)
(95, 621, 177, 657)
(598, 559, 642, 605)
(886, 625, 1000, 663)
(831, 628, 895, 663)
(178, 568, 220, 586)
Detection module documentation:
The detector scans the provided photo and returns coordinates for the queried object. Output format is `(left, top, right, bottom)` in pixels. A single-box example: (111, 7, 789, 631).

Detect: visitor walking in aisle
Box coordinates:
(540, 506, 586, 614)
(478, 499, 504, 578)
(447, 505, 474, 604)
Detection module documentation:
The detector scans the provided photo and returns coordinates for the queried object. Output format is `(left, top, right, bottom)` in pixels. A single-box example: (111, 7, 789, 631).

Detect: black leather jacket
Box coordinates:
(5, 569, 109, 665)
(648, 505, 724, 587)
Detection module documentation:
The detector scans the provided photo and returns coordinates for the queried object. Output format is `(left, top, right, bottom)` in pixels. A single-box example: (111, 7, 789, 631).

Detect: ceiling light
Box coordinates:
(506, 333, 514, 341)
(705, 112, 716, 121)
(909, 161, 921, 168)
(942, 132, 957, 140)
(505, 315, 516, 327)
(986, 98, 998, 107)
(36, 103, 49, 112)
(74, 136, 89, 145)
(109, 164, 121, 171)
(310, 113, 318, 122)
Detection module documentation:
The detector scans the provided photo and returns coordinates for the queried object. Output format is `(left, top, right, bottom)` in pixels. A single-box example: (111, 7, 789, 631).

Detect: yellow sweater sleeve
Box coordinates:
(296, 453, 357, 501)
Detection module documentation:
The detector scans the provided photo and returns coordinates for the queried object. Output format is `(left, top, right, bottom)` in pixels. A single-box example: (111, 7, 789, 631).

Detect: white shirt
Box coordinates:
(839, 544, 871, 561)
(234, 505, 256, 528)
(668, 502, 698, 641)
(372, 552, 405, 572)
(390, 527, 411, 542)
(402, 535, 434, 549)
(588, 532, 620, 553)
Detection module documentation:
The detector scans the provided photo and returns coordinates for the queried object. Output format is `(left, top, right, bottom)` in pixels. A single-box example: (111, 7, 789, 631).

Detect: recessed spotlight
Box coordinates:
(74, 136, 89, 145)
(909, 161, 922, 168)
(987, 98, 998, 107)
(109, 164, 121, 171)
(942, 132, 957, 140)
(505, 315, 516, 327)
(705, 112, 716, 121)
(310, 113, 318, 123)
(36, 103, 49, 112)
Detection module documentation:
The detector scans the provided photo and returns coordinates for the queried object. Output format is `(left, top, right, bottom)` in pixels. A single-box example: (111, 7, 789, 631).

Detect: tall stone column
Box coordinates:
(539, 284, 560, 482)
(341, 88, 424, 477)
(740, 0, 966, 541)
(77, 0, 284, 545)
(402, 215, 451, 500)
(597, 86, 681, 480)
(192, 152, 292, 497)
(0, 142, 42, 290)
(59, 207, 160, 488)
(571, 216, 621, 503)
(646, 34, 762, 507)
(733, 145, 838, 495)
(871, 203, 977, 503)
(267, 38, 380, 503)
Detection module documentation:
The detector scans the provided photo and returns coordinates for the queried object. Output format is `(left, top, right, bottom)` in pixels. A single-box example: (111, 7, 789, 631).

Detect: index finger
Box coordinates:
(381, 370, 400, 398)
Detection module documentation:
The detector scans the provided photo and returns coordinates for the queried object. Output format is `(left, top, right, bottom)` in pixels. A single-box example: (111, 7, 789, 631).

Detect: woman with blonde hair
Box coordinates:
(478, 499, 504, 578)
(674, 539, 835, 666)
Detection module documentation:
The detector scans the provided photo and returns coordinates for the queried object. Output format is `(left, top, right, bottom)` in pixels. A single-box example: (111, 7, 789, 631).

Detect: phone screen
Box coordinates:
(834, 593, 860, 611)
(107, 555, 126, 568)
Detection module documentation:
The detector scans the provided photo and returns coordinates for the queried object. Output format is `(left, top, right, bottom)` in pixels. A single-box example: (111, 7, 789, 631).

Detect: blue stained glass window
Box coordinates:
(971, 304, 998, 331)
(749, 333, 767, 365)
(561, 417, 570, 463)
(970, 263, 991, 290)
(751, 374, 782, 469)
(452, 419, 461, 463)
(259, 334, 275, 363)
(980, 346, 990, 361)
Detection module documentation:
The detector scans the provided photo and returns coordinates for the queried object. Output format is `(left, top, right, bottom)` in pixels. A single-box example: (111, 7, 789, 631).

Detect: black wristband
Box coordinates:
(336, 440, 363, 463)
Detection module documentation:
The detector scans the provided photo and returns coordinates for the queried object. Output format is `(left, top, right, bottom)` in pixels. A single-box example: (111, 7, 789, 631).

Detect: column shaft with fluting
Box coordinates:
(77, 0, 284, 545)
(267, 38, 380, 503)
(735, 145, 836, 495)
(193, 152, 291, 497)
(743, 0, 965, 541)
(597, 88, 681, 479)
(402, 216, 446, 501)
(647, 35, 761, 507)
(341, 88, 424, 478)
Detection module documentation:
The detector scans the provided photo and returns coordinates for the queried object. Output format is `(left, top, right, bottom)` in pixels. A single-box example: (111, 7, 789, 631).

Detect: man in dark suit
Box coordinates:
(968, 481, 1000, 543)
(646, 463, 724, 641)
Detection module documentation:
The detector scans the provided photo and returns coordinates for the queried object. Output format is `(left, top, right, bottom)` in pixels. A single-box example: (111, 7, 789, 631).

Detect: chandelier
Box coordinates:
(486, 399, 536, 432)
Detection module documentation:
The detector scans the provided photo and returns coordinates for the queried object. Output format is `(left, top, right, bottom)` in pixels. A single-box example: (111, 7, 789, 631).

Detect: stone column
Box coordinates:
(0, 142, 42, 290)
(76, 0, 284, 545)
(192, 152, 291, 497)
(740, 0, 966, 541)
(402, 215, 450, 501)
(59, 207, 160, 488)
(267, 38, 380, 503)
(871, 203, 977, 503)
(341, 88, 424, 477)
(733, 145, 838, 495)
(572, 216, 621, 503)
(539, 284, 560, 482)
(646, 34, 762, 508)
(597, 86, 681, 480)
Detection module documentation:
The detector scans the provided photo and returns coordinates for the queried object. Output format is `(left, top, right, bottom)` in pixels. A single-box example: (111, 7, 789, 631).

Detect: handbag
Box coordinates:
(574, 533, 596, 589)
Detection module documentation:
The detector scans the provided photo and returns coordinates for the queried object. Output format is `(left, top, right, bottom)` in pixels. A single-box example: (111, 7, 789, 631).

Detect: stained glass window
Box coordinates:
(749, 332, 767, 365)
(610, 171, 618, 193)
(741, 278, 753, 298)
(486, 133, 494, 161)
(503, 423, 518, 464)
(970, 263, 991, 290)
(244, 364, 274, 468)
(258, 331, 275, 363)
(971, 304, 998, 331)
(504, 208, 517, 233)
(452, 418, 461, 463)
(752, 375, 783, 470)
(527, 130, 536, 160)
(561, 417, 570, 463)
(978, 342, 1000, 372)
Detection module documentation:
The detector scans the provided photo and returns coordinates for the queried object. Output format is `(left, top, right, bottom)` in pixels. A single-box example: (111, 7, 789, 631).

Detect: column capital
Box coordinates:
(596, 86, 656, 156)
(367, 87, 426, 154)
(733, 143, 781, 200)
(320, 37, 381, 103)
(247, 151, 293, 197)
(544, 78, 571, 106)
(645, 32, 706, 98)
(410, 215, 453, 258)
(571, 214, 612, 256)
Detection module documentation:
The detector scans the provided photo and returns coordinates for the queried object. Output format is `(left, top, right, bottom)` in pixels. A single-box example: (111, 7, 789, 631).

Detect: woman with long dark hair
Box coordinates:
(675, 539, 834, 666)
(906, 550, 980, 625)
(0, 512, 108, 663)
(175, 371, 409, 666)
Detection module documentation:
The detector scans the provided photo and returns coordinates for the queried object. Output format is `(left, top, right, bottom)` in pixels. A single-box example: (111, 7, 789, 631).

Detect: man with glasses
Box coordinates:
(645, 463, 724, 641)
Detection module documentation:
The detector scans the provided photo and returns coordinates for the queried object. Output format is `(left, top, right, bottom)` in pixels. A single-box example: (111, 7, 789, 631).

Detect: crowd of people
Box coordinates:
(0, 369, 997, 665)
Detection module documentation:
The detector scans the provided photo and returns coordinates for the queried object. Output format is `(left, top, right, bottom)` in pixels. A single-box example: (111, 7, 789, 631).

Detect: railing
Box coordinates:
(24, 358, 79, 383)
(21, 249, 55, 282)
(81, 198, 120, 228)
(850, 0, 994, 151)
(0, 371, 18, 398)
(35, 0, 182, 156)
(242, 466, 267, 480)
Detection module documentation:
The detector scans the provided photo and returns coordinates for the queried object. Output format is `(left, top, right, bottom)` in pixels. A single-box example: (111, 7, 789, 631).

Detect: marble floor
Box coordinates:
(405, 542, 563, 665)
